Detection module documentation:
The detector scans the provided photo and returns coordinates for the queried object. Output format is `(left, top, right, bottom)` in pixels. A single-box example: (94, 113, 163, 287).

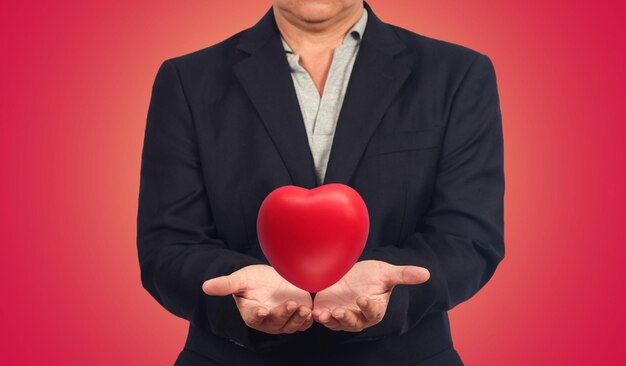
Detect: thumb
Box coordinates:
(384, 265, 430, 287)
(202, 273, 245, 296)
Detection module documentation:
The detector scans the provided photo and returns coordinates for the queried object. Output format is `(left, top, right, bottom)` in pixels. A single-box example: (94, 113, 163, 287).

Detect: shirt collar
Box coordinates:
(281, 7, 368, 54)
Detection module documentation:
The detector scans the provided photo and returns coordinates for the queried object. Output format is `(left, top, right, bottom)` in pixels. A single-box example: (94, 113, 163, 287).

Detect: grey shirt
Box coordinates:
(280, 7, 368, 186)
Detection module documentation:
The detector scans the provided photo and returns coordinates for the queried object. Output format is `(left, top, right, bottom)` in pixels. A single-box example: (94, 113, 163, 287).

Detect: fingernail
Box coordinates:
(298, 308, 309, 317)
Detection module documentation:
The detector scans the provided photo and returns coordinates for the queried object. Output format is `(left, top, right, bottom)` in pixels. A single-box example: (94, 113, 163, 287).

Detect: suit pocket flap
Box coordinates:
(364, 126, 444, 158)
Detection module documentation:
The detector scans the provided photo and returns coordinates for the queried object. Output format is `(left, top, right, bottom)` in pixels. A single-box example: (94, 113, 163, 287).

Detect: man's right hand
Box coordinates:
(202, 264, 313, 335)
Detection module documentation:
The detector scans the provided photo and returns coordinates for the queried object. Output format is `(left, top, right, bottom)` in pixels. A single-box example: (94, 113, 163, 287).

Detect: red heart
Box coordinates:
(256, 183, 369, 292)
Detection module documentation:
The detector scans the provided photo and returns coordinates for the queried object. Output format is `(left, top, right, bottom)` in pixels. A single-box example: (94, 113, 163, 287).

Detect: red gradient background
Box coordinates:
(2, 1, 625, 365)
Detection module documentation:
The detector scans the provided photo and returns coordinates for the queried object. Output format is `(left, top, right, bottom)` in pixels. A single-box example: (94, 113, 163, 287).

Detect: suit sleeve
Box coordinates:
(345, 54, 505, 342)
(137, 59, 290, 351)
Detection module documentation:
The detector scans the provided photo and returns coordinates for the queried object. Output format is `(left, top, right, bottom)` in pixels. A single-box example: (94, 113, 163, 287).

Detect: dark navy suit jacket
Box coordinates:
(137, 2, 505, 365)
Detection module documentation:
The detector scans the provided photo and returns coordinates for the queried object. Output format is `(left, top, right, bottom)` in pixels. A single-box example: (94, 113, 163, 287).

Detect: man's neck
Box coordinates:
(273, 3, 364, 56)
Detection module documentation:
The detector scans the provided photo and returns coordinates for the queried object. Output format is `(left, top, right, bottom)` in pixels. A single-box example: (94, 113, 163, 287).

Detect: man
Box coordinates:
(137, 1, 505, 365)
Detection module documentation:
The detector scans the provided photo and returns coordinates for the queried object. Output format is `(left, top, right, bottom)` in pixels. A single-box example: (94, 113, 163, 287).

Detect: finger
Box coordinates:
(267, 300, 299, 327)
(312, 307, 339, 327)
(356, 296, 385, 324)
(298, 313, 314, 332)
(241, 305, 270, 328)
(331, 307, 364, 331)
(311, 308, 324, 319)
(311, 308, 327, 323)
(281, 305, 312, 334)
(384, 265, 430, 287)
(316, 309, 342, 330)
(202, 273, 244, 296)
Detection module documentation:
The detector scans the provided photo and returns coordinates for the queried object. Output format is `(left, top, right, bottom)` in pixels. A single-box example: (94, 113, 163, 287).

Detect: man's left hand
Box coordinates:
(311, 260, 430, 332)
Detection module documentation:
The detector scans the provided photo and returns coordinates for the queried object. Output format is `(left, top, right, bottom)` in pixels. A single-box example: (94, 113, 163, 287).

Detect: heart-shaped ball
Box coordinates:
(256, 183, 369, 292)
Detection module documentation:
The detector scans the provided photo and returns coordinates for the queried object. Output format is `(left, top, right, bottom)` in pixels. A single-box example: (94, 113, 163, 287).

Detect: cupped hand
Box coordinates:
(202, 264, 314, 334)
(312, 260, 430, 332)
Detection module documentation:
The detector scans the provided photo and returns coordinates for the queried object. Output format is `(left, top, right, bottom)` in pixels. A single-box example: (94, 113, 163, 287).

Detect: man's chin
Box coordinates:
(278, 1, 353, 24)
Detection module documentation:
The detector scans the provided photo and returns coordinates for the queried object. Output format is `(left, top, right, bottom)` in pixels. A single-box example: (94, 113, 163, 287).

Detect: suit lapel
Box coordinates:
(323, 2, 412, 185)
(233, 8, 318, 189)
(233, 1, 411, 189)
